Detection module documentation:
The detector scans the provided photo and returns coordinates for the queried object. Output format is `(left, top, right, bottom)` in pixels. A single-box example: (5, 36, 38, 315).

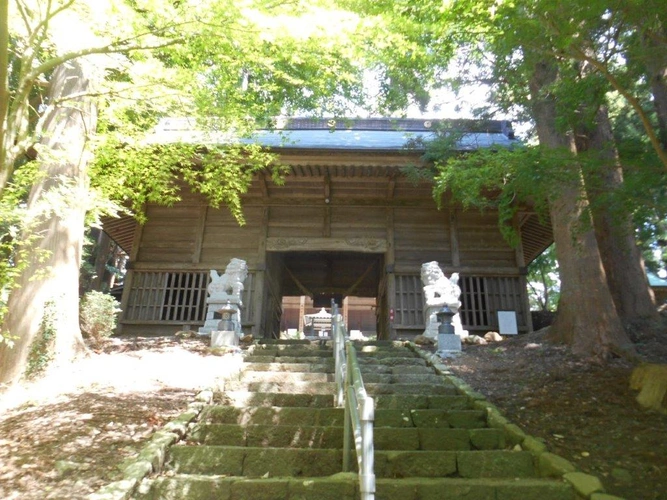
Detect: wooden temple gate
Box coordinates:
(107, 119, 551, 339)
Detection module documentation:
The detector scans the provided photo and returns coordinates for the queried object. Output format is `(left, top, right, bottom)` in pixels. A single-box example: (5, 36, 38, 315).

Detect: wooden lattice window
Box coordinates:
(125, 271, 209, 322)
(125, 270, 256, 324)
(459, 276, 525, 330)
(393, 274, 526, 332)
(394, 274, 424, 327)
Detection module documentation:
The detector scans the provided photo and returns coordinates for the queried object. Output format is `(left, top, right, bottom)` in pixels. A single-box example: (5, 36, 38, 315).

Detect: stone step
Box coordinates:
(357, 356, 427, 367)
(358, 365, 435, 375)
(190, 424, 504, 451)
(220, 381, 337, 394)
(249, 347, 332, 357)
(167, 446, 538, 479)
(137, 475, 575, 500)
(243, 355, 335, 364)
(365, 382, 459, 396)
(201, 406, 487, 429)
(238, 371, 335, 383)
(361, 373, 444, 384)
(373, 394, 472, 410)
(241, 362, 334, 373)
(218, 391, 335, 408)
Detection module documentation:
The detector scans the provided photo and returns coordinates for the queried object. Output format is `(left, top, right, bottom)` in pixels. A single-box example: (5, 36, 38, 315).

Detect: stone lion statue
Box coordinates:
(420, 261, 466, 338)
(208, 258, 248, 304)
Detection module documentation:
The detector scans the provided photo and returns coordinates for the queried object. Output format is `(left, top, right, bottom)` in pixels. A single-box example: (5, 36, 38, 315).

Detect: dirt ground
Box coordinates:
(0, 330, 666, 500)
(440, 327, 667, 500)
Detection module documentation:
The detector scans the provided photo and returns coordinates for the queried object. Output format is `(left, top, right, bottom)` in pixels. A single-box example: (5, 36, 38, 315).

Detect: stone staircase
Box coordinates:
(135, 340, 576, 500)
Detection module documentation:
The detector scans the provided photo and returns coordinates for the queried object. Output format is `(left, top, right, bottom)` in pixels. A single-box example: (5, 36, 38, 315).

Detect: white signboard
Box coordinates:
(497, 311, 518, 335)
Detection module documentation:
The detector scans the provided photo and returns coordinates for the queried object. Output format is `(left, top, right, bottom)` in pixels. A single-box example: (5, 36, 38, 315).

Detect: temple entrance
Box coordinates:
(262, 251, 386, 339)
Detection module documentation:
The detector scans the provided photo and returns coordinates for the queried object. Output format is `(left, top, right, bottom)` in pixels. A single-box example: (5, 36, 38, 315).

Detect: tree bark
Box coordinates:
(642, 26, 667, 151)
(577, 106, 659, 326)
(528, 60, 635, 360)
(0, 60, 96, 384)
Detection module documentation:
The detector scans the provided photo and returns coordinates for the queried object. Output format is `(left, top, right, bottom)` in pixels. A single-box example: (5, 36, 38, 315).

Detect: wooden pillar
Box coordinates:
(191, 206, 207, 264)
(118, 221, 144, 332)
(514, 214, 534, 332)
(298, 295, 305, 333)
(343, 296, 349, 326)
(450, 208, 460, 268)
(386, 208, 396, 339)
(253, 207, 270, 337)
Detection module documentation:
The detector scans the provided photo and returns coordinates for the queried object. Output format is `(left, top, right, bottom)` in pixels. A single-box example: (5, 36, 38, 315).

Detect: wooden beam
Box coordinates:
(450, 208, 460, 267)
(387, 175, 396, 199)
(259, 173, 269, 198)
(283, 264, 314, 298)
(344, 260, 377, 296)
(191, 206, 207, 264)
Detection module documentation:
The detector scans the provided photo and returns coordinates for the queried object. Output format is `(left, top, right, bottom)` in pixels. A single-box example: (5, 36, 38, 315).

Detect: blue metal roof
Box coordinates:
(648, 271, 667, 288)
(150, 117, 519, 151)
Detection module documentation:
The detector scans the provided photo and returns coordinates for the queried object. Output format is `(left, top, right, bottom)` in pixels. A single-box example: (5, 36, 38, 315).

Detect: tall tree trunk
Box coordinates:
(642, 26, 667, 151)
(0, 60, 96, 384)
(529, 60, 635, 360)
(577, 106, 659, 326)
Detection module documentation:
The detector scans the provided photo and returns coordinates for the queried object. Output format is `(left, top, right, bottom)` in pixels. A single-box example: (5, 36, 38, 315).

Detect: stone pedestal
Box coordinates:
(211, 330, 239, 347)
(437, 333, 462, 356)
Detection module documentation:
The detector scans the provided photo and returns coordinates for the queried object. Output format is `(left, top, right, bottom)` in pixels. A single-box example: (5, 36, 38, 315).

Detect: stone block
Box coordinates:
(375, 427, 420, 450)
(230, 478, 288, 500)
(495, 478, 575, 500)
(211, 330, 238, 347)
(469, 428, 504, 450)
(137, 477, 232, 500)
(538, 452, 576, 478)
(288, 476, 358, 500)
(563, 472, 605, 497)
(457, 450, 535, 478)
(418, 428, 470, 451)
(378, 450, 458, 478)
(169, 446, 244, 476)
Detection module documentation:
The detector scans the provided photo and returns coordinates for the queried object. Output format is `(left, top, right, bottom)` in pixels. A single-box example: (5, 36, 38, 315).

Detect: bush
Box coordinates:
(80, 291, 121, 343)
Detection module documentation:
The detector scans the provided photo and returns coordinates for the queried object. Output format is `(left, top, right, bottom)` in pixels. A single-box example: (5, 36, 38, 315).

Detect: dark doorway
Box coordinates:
(265, 251, 385, 337)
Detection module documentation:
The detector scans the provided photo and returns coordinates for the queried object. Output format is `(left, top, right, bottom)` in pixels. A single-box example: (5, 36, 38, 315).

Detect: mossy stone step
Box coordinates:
(365, 382, 459, 396)
(243, 355, 335, 364)
(373, 394, 471, 410)
(361, 373, 445, 384)
(202, 406, 346, 426)
(190, 423, 503, 451)
(374, 409, 487, 428)
(374, 449, 537, 479)
(221, 380, 337, 394)
(242, 362, 334, 373)
(202, 406, 486, 429)
(136, 475, 574, 500)
(135, 473, 361, 500)
(238, 371, 335, 383)
(217, 391, 335, 408)
(189, 423, 345, 449)
(168, 445, 344, 477)
(357, 356, 427, 367)
(249, 347, 332, 356)
(358, 365, 435, 375)
(168, 446, 537, 479)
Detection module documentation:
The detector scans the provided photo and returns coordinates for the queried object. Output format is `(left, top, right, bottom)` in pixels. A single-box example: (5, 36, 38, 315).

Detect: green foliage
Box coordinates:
(527, 245, 560, 311)
(0, 163, 46, 333)
(24, 300, 58, 380)
(431, 142, 576, 245)
(90, 139, 285, 224)
(80, 291, 121, 344)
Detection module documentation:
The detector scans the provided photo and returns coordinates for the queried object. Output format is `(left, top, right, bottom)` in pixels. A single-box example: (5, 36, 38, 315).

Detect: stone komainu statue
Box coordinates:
(420, 261, 466, 338)
(207, 258, 249, 306)
(199, 258, 249, 336)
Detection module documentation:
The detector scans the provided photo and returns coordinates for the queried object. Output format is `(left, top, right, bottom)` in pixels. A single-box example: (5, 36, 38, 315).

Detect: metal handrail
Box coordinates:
(332, 302, 375, 500)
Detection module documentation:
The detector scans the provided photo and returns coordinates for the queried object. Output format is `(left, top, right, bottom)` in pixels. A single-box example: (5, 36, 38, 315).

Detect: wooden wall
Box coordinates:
(120, 165, 531, 337)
